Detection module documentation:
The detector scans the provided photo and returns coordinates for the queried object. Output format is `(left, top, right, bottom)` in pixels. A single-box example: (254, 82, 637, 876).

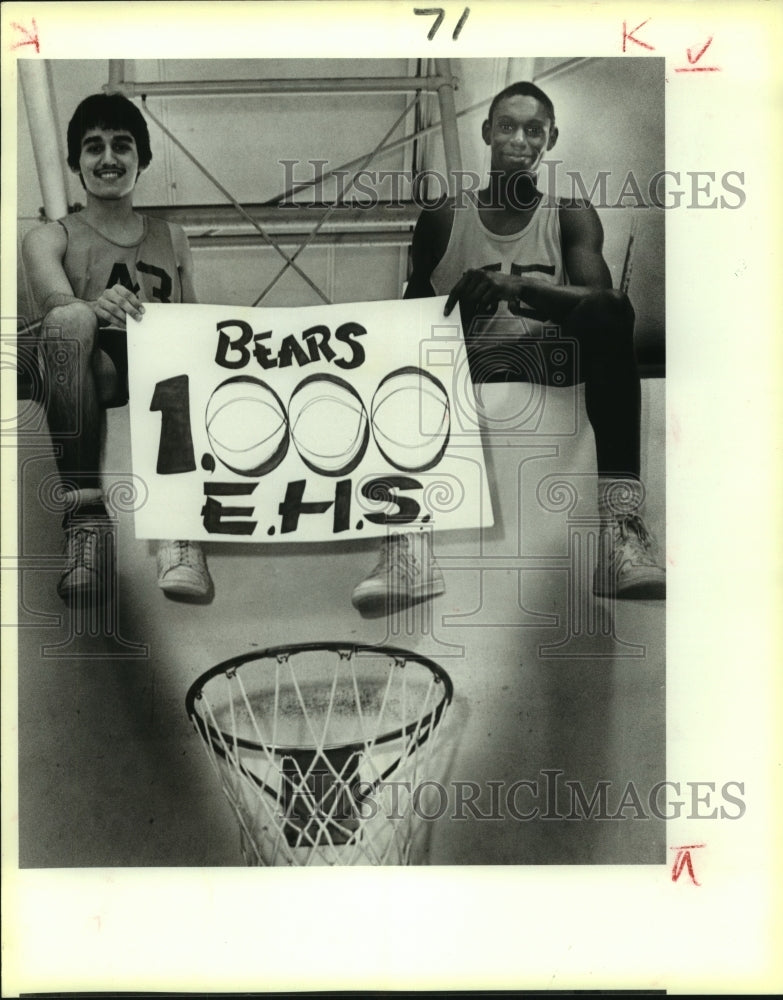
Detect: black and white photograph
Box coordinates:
(2, 1, 781, 994)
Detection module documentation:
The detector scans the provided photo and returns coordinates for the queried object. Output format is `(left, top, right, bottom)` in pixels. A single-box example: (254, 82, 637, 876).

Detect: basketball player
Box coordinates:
(22, 93, 213, 604)
(352, 80, 664, 613)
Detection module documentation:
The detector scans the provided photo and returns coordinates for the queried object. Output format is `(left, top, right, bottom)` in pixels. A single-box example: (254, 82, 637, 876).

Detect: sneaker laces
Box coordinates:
(377, 535, 420, 584)
(607, 514, 658, 568)
(167, 540, 202, 569)
(616, 514, 651, 546)
(64, 524, 100, 573)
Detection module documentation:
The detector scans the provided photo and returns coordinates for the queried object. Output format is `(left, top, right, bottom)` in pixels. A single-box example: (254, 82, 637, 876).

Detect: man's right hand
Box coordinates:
(90, 284, 145, 327)
(444, 269, 517, 318)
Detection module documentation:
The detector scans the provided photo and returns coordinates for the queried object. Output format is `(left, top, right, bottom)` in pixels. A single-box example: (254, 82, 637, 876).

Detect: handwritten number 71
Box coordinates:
(414, 7, 470, 40)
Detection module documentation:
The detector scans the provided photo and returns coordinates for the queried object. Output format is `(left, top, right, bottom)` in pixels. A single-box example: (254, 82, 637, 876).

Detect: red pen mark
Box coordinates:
(675, 36, 719, 72)
(670, 843, 705, 885)
(622, 18, 655, 52)
(11, 18, 40, 53)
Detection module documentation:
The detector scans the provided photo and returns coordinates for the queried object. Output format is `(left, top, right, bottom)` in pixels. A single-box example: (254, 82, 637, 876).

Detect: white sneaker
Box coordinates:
(157, 540, 213, 600)
(593, 515, 666, 600)
(351, 532, 445, 618)
(57, 516, 115, 605)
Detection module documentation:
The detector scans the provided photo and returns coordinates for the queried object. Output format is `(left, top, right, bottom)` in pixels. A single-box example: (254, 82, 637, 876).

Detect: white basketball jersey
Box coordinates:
(431, 194, 565, 337)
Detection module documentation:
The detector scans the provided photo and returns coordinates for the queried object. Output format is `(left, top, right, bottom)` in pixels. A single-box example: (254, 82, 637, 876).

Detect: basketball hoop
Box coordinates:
(186, 642, 454, 866)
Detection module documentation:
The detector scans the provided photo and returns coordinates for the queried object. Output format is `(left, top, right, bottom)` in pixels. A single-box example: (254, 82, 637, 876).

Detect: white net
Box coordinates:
(187, 643, 454, 866)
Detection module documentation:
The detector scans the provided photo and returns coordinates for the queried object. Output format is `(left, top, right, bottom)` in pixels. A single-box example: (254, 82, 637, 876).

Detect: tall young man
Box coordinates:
(23, 93, 213, 604)
(351, 81, 664, 613)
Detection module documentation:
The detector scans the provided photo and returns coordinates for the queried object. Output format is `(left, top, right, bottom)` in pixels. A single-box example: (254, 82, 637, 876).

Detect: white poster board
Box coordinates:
(127, 297, 494, 541)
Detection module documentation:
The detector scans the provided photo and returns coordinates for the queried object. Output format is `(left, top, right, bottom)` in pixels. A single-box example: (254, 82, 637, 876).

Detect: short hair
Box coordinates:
(66, 93, 152, 171)
(487, 82, 556, 127)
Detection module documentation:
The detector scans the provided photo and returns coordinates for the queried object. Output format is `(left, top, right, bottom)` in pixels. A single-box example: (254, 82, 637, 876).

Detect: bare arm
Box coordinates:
(403, 200, 454, 300)
(444, 200, 613, 323)
(516, 200, 612, 319)
(22, 224, 75, 314)
(22, 222, 145, 326)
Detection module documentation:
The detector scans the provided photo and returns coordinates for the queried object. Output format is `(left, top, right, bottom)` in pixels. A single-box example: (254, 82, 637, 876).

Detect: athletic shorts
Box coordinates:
(460, 310, 583, 387)
(465, 331, 582, 387)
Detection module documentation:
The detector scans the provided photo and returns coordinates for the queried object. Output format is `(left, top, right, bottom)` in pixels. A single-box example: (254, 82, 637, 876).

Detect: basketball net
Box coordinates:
(187, 643, 454, 866)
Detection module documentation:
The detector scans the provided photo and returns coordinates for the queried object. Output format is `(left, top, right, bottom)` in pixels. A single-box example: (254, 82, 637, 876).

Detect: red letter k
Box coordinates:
(623, 18, 655, 52)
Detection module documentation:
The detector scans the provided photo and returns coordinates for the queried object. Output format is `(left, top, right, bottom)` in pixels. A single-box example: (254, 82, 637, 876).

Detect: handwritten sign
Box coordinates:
(127, 298, 494, 542)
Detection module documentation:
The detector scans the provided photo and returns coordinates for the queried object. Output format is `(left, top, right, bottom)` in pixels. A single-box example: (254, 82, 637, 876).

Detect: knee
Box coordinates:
(41, 302, 98, 348)
(583, 288, 635, 329)
(574, 290, 636, 356)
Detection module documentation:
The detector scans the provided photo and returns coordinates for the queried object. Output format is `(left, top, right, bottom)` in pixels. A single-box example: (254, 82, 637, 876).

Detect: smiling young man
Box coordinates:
(23, 93, 213, 604)
(351, 81, 664, 611)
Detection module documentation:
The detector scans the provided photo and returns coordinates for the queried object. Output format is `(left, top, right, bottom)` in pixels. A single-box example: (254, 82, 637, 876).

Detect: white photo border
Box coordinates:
(2, 0, 782, 994)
